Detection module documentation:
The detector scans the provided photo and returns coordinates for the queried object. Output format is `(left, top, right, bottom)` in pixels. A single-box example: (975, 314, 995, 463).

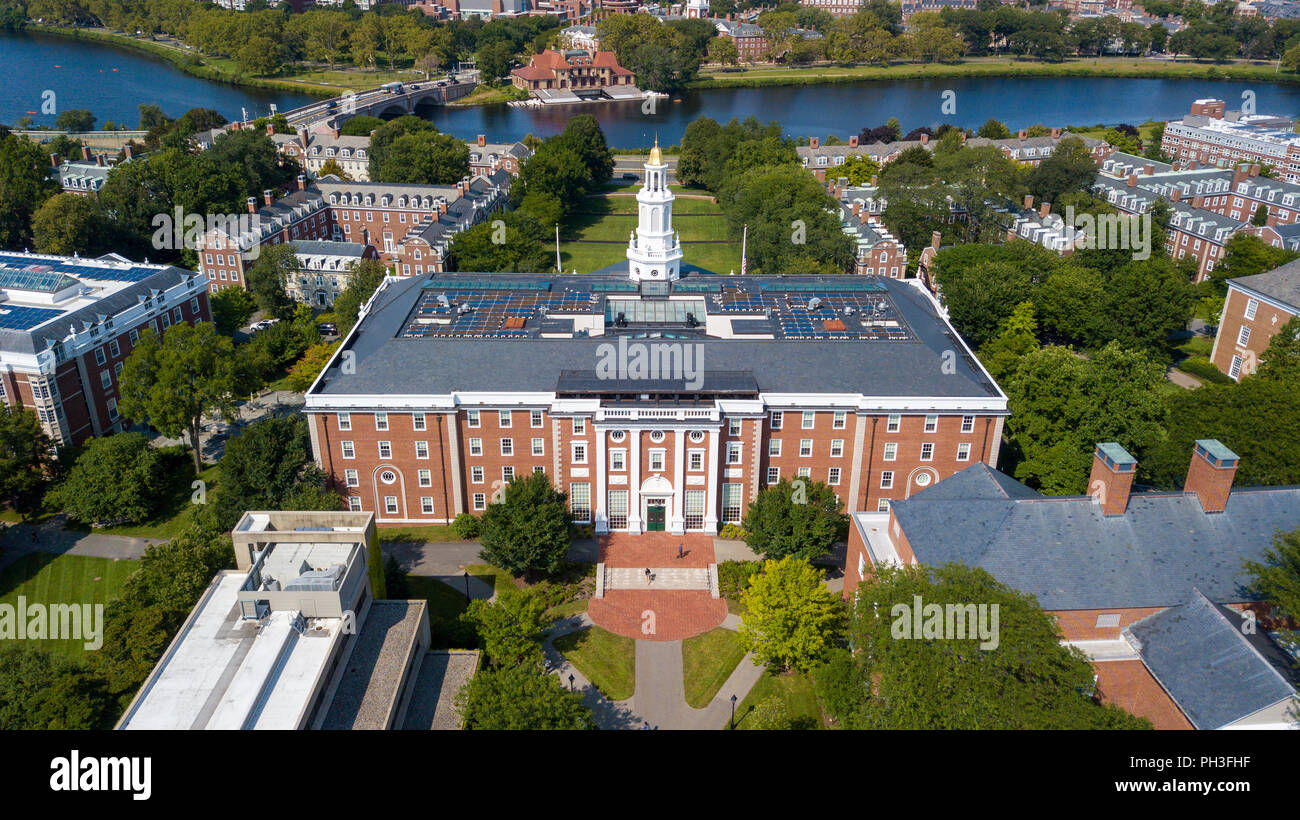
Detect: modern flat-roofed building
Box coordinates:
(302, 147, 1008, 530)
(115, 511, 471, 731)
(0, 252, 210, 447)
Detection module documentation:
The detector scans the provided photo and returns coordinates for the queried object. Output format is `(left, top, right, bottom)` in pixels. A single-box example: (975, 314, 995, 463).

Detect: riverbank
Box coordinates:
(691, 55, 1300, 89)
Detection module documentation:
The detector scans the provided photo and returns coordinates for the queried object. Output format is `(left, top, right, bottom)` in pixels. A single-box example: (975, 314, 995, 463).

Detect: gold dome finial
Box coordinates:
(648, 135, 662, 166)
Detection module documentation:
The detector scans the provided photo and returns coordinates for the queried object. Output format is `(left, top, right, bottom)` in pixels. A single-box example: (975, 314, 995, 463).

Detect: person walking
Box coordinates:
(677, 542, 683, 560)
(645, 567, 652, 584)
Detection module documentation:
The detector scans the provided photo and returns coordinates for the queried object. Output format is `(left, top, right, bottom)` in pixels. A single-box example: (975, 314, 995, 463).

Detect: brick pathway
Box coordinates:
(588, 589, 727, 641)
(598, 533, 715, 568)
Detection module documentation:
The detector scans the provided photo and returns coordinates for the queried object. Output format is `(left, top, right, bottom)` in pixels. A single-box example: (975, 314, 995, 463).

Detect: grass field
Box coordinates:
(732, 668, 824, 730)
(552, 626, 636, 701)
(560, 190, 741, 275)
(0, 553, 139, 660)
(376, 524, 464, 544)
(682, 628, 748, 708)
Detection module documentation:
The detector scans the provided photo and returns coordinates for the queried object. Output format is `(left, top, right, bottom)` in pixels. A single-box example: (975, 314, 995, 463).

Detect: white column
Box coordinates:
(595, 424, 608, 533)
(627, 428, 642, 534)
(670, 428, 685, 534)
(704, 428, 719, 534)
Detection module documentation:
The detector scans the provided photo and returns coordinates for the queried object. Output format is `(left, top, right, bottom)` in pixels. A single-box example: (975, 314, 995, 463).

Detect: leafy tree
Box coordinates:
(1026, 136, 1097, 205)
(118, 527, 235, 612)
(512, 142, 592, 215)
(556, 114, 614, 188)
(1148, 378, 1300, 489)
(1251, 202, 1270, 226)
(478, 471, 571, 578)
(339, 115, 386, 137)
(285, 342, 340, 392)
(448, 210, 551, 272)
(977, 117, 1012, 139)
(742, 479, 846, 561)
(0, 129, 59, 249)
(45, 433, 164, 526)
(55, 109, 96, 132)
(245, 243, 298, 320)
(1257, 316, 1300, 385)
(30, 193, 111, 257)
(1244, 529, 1300, 621)
(738, 556, 844, 673)
(838, 154, 880, 186)
(371, 130, 470, 186)
(930, 243, 1052, 348)
(458, 665, 596, 729)
(210, 416, 324, 530)
(0, 406, 51, 519)
(317, 158, 351, 180)
(719, 164, 854, 275)
(463, 590, 548, 669)
(0, 646, 113, 730)
(210, 286, 257, 335)
(118, 322, 240, 475)
(332, 258, 389, 334)
(745, 695, 794, 730)
(1208, 234, 1299, 296)
(846, 563, 1151, 729)
(978, 300, 1040, 382)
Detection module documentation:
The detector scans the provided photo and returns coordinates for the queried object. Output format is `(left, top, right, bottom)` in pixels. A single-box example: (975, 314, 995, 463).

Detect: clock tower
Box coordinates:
(626, 138, 683, 283)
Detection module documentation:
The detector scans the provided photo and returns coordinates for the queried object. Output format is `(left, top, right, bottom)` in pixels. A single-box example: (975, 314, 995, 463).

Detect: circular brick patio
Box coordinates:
(588, 589, 728, 641)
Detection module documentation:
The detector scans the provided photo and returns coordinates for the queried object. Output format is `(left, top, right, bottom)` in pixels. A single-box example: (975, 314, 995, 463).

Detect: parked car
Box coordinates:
(317, 322, 338, 335)
(622, 172, 638, 181)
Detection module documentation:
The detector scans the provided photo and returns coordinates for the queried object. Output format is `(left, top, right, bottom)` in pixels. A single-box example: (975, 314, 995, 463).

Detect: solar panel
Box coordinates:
(671, 281, 721, 293)
(590, 281, 638, 293)
(759, 281, 887, 293)
(0, 305, 65, 331)
(424, 278, 550, 292)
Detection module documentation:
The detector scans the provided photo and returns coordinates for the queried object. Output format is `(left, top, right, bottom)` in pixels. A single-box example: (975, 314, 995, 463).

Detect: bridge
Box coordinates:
(281, 79, 478, 132)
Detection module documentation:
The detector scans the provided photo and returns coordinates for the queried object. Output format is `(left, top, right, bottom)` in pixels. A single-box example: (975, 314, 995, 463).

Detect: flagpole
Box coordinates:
(740, 223, 748, 275)
(555, 223, 562, 274)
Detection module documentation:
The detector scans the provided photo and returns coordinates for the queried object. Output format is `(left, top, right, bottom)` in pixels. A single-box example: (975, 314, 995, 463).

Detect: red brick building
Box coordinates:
(842, 440, 1300, 729)
(0, 252, 210, 447)
(1210, 259, 1300, 379)
(303, 156, 1008, 528)
(510, 49, 635, 93)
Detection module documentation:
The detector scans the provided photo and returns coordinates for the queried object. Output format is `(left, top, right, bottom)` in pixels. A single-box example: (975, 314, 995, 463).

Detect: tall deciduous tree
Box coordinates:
(118, 322, 240, 475)
(0, 406, 51, 519)
(45, 433, 165, 527)
(478, 471, 571, 578)
(1244, 529, 1300, 621)
(742, 479, 846, 561)
(0, 130, 59, 250)
(738, 556, 844, 673)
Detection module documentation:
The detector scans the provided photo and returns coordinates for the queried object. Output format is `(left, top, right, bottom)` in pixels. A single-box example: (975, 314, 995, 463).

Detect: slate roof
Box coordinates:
(310, 271, 1003, 400)
(1229, 257, 1300, 310)
(890, 462, 1300, 611)
(1124, 589, 1299, 729)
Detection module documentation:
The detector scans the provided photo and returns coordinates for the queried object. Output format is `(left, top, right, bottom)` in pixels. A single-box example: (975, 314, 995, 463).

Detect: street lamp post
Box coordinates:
(463, 571, 470, 601)
(730, 694, 737, 729)
(569, 674, 575, 692)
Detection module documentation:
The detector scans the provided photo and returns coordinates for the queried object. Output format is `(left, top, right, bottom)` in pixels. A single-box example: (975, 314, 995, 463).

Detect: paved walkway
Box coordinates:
(599, 532, 715, 568)
(543, 611, 766, 730)
(0, 518, 149, 572)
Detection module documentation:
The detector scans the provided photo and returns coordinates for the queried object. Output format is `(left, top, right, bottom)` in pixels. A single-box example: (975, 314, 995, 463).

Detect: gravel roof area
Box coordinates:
(401, 651, 481, 730)
(322, 601, 426, 730)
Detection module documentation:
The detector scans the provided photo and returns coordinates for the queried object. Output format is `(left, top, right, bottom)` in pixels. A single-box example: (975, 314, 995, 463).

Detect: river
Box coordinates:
(6, 30, 1300, 146)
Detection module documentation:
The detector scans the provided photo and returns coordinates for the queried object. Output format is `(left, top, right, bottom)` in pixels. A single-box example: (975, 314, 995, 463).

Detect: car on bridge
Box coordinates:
(382, 81, 404, 93)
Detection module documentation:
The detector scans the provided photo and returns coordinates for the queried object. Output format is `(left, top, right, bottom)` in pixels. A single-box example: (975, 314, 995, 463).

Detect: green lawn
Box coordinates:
(403, 574, 470, 621)
(464, 563, 520, 596)
(0, 553, 139, 660)
(543, 598, 590, 622)
(377, 524, 464, 544)
(552, 626, 636, 701)
(682, 628, 748, 708)
(85, 463, 219, 540)
(732, 668, 824, 730)
(560, 191, 740, 275)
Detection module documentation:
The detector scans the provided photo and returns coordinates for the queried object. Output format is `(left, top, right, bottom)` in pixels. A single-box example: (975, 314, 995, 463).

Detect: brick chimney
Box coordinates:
(930, 230, 941, 249)
(1127, 173, 1138, 188)
(851, 201, 861, 217)
(95, 154, 105, 167)
(1142, 164, 1153, 176)
(1023, 194, 1034, 210)
(1169, 188, 1181, 202)
(263, 189, 274, 206)
(1089, 442, 1137, 515)
(849, 135, 859, 148)
(247, 196, 257, 215)
(1051, 127, 1062, 139)
(1039, 202, 1049, 219)
(870, 175, 877, 186)
(920, 134, 929, 146)
(50, 152, 61, 168)
(266, 122, 276, 136)
(810, 136, 819, 149)
(1018, 130, 1027, 140)
(1185, 439, 1238, 513)
(299, 127, 310, 151)
(123, 144, 134, 160)
(477, 134, 487, 147)
(297, 174, 307, 191)
(1249, 163, 1260, 178)
(81, 145, 91, 161)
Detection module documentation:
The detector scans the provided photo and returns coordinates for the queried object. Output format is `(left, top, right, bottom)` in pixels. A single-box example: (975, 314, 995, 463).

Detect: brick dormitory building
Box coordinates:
(301, 148, 1009, 530)
(843, 441, 1300, 729)
(0, 251, 210, 447)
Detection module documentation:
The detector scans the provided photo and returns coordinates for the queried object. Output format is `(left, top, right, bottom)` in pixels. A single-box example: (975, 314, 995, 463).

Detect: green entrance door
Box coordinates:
(646, 503, 666, 532)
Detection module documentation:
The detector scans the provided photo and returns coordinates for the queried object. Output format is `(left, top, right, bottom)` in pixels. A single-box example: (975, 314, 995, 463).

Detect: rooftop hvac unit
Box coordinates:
(807, 297, 822, 311)
(436, 293, 450, 308)
(457, 302, 471, 315)
(844, 306, 855, 316)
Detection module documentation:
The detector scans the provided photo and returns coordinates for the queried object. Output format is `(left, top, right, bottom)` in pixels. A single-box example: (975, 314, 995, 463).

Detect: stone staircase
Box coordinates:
(603, 566, 713, 592)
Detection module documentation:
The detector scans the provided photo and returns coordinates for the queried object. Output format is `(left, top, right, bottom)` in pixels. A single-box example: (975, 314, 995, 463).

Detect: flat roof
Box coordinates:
(320, 601, 427, 730)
